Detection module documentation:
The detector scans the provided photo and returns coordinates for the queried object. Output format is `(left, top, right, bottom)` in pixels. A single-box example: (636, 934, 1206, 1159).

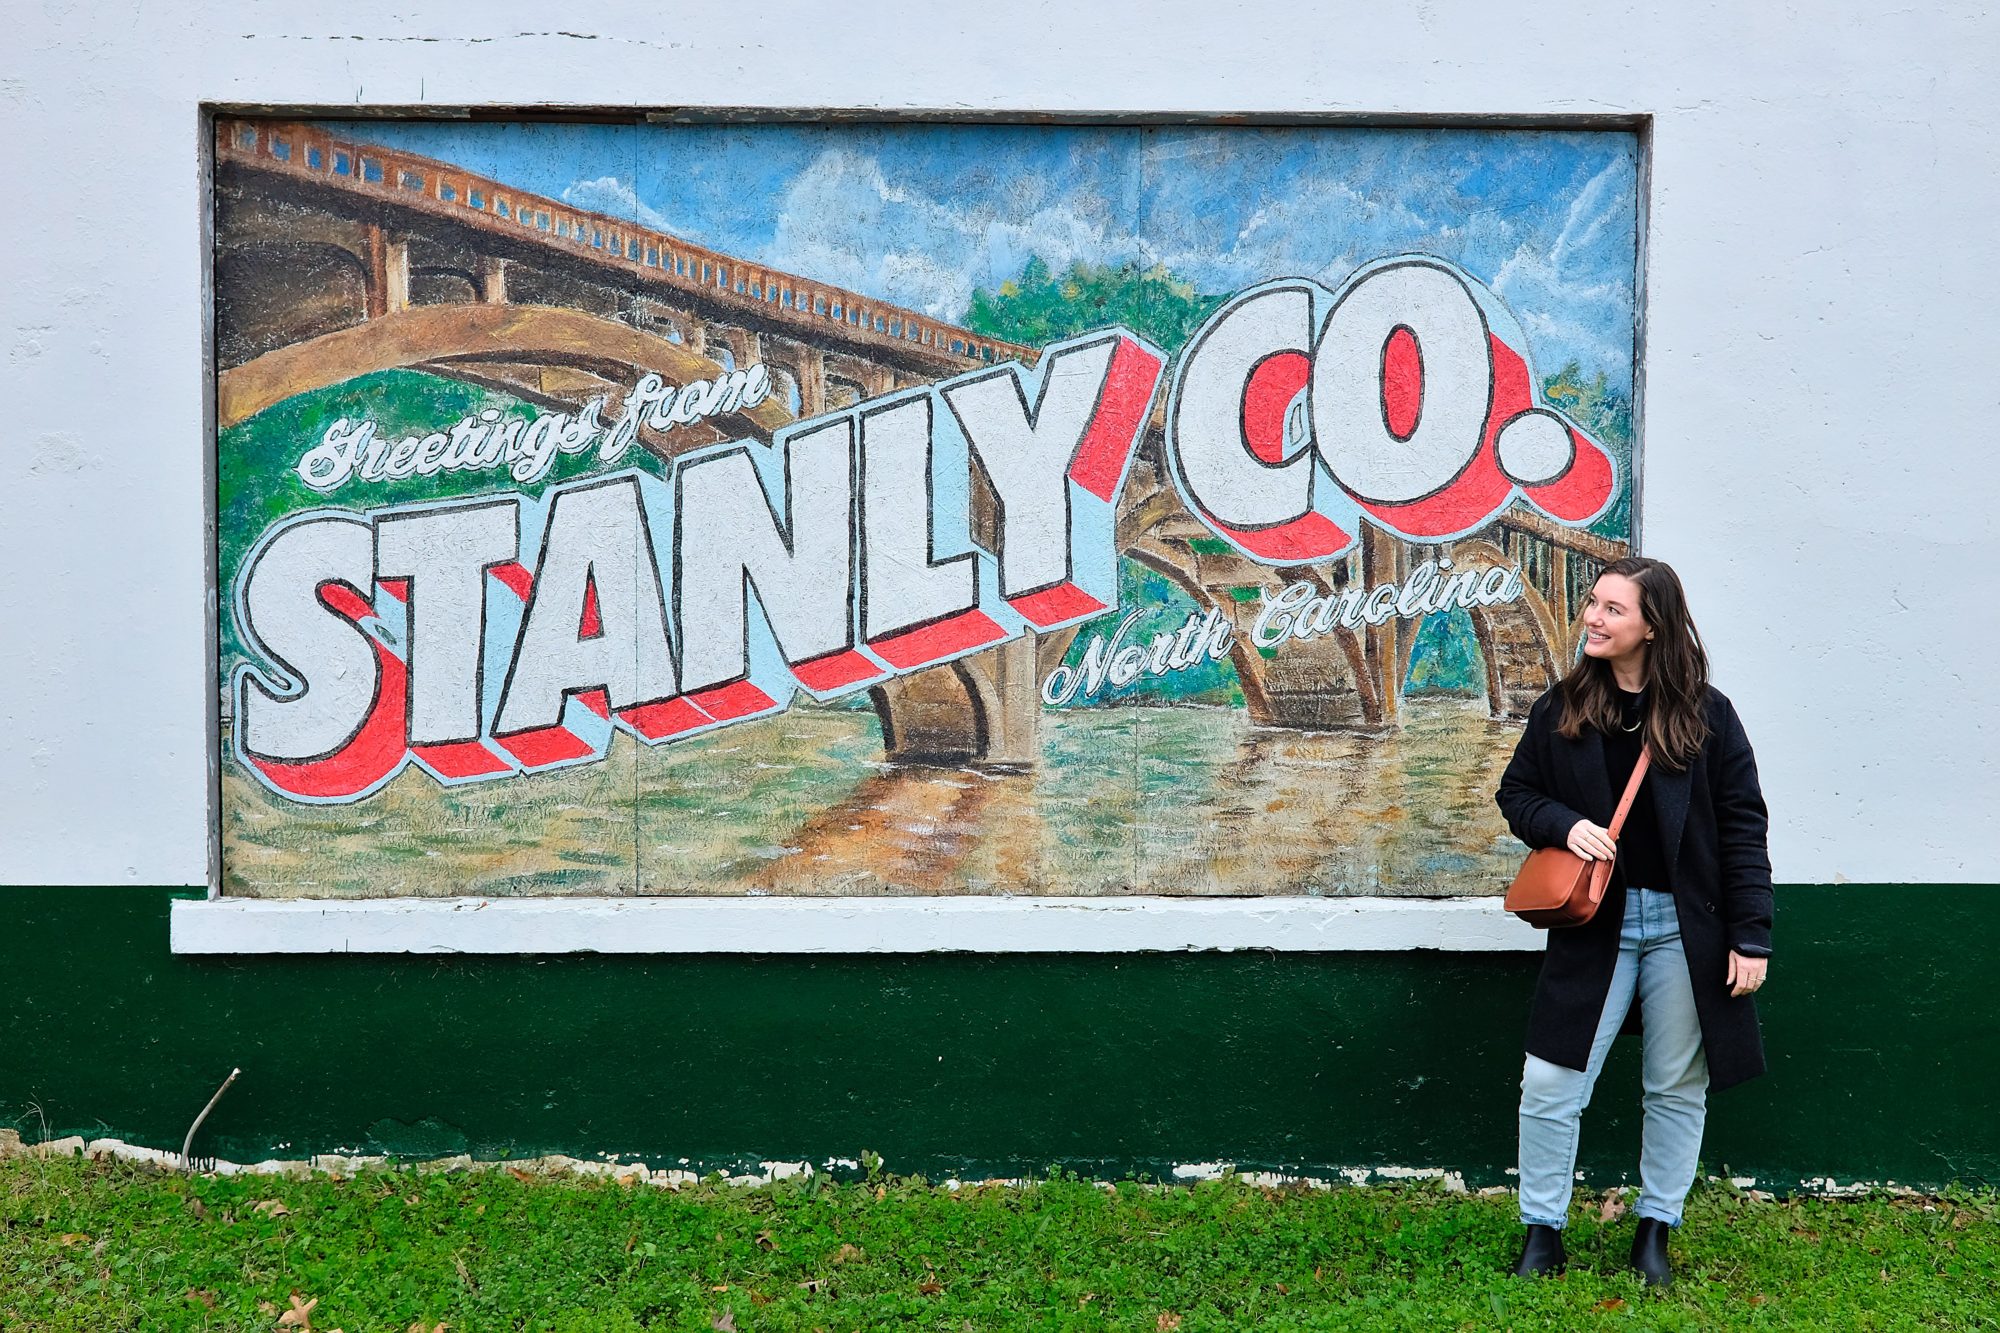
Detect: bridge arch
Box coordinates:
(826, 375, 865, 410)
(214, 241, 369, 365)
(706, 325, 757, 372)
(766, 363, 804, 417)
(214, 205, 372, 270)
(869, 661, 989, 766)
(499, 264, 623, 320)
(1121, 543, 1385, 731)
(214, 302, 795, 440)
(1449, 538, 1564, 720)
(868, 634, 1044, 769)
(759, 340, 822, 417)
(409, 265, 479, 306)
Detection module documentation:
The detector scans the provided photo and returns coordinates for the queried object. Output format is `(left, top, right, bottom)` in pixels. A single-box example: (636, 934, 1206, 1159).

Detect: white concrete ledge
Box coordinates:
(171, 895, 1548, 954)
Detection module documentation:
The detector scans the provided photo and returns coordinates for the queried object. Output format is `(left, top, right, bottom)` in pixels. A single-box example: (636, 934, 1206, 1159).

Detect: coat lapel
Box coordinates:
(1578, 729, 1614, 823)
(1651, 752, 1694, 873)
(1580, 726, 1694, 863)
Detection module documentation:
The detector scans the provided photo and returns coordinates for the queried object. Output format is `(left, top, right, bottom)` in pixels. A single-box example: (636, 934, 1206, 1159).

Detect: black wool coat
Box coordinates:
(1496, 685, 1775, 1092)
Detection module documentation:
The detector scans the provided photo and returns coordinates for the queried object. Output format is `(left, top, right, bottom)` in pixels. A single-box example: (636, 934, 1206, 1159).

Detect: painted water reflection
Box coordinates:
(727, 698, 1526, 897)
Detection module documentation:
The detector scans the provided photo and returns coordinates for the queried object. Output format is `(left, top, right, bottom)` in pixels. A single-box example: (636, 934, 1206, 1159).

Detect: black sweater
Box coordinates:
(1603, 686, 1672, 892)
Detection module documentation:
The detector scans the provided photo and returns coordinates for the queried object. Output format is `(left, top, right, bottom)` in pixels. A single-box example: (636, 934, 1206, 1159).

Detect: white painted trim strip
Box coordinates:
(171, 895, 1548, 954)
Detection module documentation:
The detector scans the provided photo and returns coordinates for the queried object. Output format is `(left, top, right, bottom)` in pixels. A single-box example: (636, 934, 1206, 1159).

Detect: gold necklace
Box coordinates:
(1619, 688, 1645, 733)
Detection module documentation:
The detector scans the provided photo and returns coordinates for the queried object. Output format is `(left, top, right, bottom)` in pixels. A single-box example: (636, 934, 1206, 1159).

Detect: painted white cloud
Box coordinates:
(766, 148, 1148, 319)
(561, 175, 684, 237)
(1491, 158, 1638, 374)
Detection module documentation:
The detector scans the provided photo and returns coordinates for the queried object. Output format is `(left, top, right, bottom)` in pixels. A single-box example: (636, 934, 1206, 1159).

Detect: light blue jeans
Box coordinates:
(1518, 888, 1710, 1229)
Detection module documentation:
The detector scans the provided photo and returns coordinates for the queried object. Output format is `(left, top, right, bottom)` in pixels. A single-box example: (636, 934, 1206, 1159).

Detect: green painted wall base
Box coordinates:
(4, 886, 1993, 1189)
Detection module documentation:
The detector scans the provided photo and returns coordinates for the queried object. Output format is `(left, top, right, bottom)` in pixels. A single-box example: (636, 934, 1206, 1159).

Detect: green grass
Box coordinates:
(3, 1157, 1995, 1331)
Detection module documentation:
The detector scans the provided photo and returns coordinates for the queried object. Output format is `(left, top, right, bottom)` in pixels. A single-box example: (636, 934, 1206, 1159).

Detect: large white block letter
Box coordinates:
(236, 514, 380, 762)
(675, 418, 858, 694)
(495, 477, 677, 734)
(374, 499, 520, 746)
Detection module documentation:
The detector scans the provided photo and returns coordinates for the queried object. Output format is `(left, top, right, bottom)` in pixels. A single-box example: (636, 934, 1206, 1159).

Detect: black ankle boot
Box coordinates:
(1511, 1223, 1567, 1276)
(1630, 1217, 1673, 1288)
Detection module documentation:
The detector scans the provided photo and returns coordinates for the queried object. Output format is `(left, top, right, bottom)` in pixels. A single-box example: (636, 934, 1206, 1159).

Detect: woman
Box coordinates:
(1496, 556, 1772, 1288)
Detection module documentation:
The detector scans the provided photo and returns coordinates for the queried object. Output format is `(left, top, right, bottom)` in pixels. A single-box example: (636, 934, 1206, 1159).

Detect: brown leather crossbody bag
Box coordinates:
(1504, 745, 1652, 928)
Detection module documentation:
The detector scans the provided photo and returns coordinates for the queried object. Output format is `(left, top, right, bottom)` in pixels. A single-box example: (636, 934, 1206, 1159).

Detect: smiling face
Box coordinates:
(1580, 571, 1654, 669)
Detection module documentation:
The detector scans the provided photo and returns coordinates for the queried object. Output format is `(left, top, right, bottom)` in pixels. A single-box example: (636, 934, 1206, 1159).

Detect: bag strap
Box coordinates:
(1605, 744, 1652, 840)
(1580, 744, 1653, 905)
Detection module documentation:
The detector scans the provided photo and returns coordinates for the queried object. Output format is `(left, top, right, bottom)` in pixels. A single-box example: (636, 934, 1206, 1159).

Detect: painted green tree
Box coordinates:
(964, 257, 1224, 357)
(1543, 359, 1635, 542)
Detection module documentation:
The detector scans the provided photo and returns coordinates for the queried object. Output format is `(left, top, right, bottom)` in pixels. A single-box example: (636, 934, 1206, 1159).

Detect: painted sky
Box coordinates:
(330, 120, 1639, 393)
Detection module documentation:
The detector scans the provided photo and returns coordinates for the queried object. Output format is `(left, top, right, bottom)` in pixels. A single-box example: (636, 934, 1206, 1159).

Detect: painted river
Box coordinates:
(221, 696, 1529, 898)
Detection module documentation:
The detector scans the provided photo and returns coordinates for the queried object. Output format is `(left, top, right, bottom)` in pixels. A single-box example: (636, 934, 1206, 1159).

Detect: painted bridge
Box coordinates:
(215, 119, 1623, 767)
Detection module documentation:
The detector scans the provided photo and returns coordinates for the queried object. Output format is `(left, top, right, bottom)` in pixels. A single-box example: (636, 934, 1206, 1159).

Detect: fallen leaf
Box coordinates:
(56, 1233, 90, 1247)
(711, 1285, 730, 1293)
(187, 1197, 209, 1220)
(258, 1301, 278, 1316)
(919, 1277, 944, 1296)
(1594, 1297, 1627, 1312)
(1157, 1314, 1184, 1331)
(276, 1292, 319, 1328)
(755, 1228, 777, 1251)
(1748, 1295, 1768, 1306)
(185, 1289, 218, 1308)
(711, 1311, 737, 1332)
(1076, 1292, 1096, 1307)
(254, 1199, 291, 1218)
(1597, 1193, 1627, 1224)
(506, 1167, 535, 1183)
(1276, 1282, 1289, 1294)
(875, 1184, 886, 1201)
(833, 1243, 864, 1264)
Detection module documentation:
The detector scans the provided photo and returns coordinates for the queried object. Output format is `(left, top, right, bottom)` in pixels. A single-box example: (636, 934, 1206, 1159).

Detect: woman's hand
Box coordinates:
(1726, 951, 1769, 998)
(1566, 819, 1618, 861)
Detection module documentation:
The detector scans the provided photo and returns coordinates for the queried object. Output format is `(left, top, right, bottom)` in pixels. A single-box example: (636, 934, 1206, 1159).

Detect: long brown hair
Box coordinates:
(1557, 556, 1711, 770)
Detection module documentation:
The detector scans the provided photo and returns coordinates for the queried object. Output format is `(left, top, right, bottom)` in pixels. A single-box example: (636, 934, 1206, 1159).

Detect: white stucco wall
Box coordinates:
(3, 1, 1995, 888)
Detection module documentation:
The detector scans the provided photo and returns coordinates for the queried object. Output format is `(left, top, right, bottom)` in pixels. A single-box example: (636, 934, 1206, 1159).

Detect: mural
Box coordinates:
(213, 118, 1638, 899)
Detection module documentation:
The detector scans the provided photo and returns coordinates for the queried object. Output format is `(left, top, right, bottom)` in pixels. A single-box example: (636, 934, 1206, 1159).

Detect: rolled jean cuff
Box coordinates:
(1633, 1204, 1683, 1227)
(1519, 1212, 1567, 1229)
